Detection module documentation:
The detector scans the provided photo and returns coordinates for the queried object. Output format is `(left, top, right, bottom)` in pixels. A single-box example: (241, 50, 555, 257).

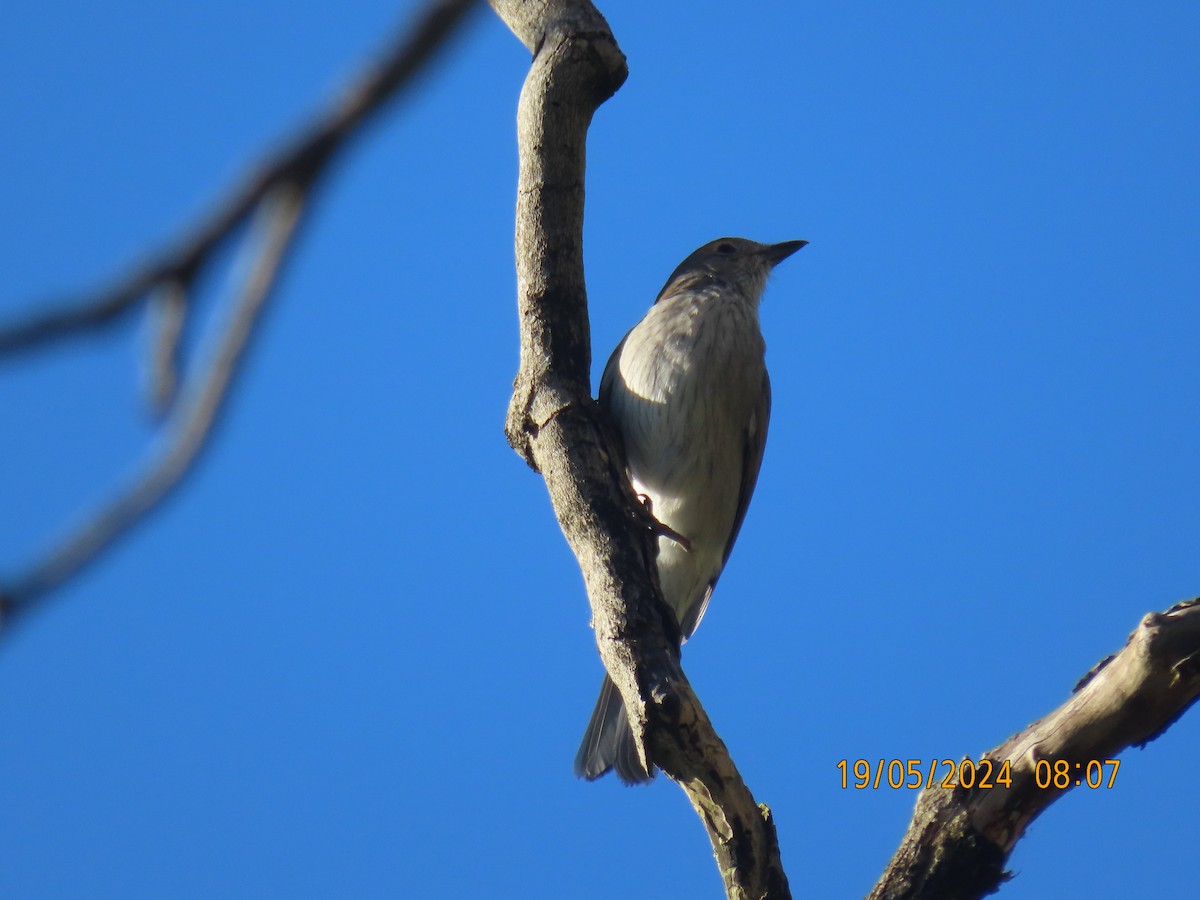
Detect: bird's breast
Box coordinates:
(607, 292, 765, 546)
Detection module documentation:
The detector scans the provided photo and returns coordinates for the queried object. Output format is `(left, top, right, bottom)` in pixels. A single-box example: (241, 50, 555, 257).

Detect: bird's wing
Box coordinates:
(723, 369, 772, 569)
(678, 371, 771, 639)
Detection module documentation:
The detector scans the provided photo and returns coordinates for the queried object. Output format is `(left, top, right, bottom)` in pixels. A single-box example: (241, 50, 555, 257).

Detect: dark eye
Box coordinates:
(717, 242, 737, 254)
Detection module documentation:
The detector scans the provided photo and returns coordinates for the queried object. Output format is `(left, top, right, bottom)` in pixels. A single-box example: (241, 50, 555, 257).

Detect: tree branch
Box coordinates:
(3, 187, 305, 621)
(489, 1, 790, 896)
(869, 597, 1200, 900)
(0, 0, 476, 358)
(0, 0, 479, 628)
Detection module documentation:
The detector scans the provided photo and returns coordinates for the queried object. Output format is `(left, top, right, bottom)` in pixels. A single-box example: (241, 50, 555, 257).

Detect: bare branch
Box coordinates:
(869, 597, 1200, 900)
(2, 186, 305, 623)
(0, 0, 479, 627)
(489, 1, 790, 896)
(0, 0, 478, 357)
(145, 279, 189, 414)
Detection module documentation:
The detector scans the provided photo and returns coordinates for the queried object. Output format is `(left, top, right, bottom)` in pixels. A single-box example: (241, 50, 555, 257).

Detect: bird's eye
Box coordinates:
(717, 242, 737, 254)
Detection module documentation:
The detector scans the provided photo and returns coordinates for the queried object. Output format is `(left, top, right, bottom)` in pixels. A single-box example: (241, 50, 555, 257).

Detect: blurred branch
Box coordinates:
(0, 0, 476, 358)
(870, 597, 1200, 900)
(0, 0, 479, 626)
(5, 188, 304, 611)
(489, 1, 790, 897)
(146, 279, 189, 413)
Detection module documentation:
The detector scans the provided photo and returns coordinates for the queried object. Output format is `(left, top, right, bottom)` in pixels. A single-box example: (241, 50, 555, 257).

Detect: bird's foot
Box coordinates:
(636, 493, 691, 552)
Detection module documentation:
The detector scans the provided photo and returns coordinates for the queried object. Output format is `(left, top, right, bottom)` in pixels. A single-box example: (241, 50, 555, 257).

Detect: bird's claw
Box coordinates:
(636, 493, 691, 551)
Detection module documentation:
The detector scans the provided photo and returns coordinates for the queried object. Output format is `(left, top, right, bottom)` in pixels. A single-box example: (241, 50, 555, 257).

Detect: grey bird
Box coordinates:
(575, 236, 807, 783)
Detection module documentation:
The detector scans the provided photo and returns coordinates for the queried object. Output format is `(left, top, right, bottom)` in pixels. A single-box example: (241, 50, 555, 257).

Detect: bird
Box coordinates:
(574, 236, 807, 783)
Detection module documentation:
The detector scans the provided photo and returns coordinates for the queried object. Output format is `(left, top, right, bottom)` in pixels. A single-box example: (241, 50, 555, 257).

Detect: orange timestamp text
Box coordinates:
(836, 757, 1121, 790)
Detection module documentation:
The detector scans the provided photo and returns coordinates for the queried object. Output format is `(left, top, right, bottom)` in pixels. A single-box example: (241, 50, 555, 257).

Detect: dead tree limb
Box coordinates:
(869, 597, 1200, 900)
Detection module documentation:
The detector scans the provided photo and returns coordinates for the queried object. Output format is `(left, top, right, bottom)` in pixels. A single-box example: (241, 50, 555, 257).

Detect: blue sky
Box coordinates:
(2, 2, 1197, 897)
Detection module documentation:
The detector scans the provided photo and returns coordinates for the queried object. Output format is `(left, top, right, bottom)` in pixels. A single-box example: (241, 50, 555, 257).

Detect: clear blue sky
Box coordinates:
(2, 2, 1197, 897)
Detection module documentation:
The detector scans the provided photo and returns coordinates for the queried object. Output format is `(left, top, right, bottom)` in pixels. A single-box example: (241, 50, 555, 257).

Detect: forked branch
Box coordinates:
(0, 0, 478, 627)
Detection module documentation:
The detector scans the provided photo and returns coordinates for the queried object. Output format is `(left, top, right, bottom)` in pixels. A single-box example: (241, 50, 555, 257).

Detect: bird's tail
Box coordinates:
(573, 674, 653, 783)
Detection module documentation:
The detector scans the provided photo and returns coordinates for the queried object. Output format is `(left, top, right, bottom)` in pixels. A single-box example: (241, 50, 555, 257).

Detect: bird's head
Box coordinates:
(656, 237, 807, 303)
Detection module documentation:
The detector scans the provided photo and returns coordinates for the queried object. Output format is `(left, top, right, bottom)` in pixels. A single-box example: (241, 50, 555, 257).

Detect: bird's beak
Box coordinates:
(763, 240, 808, 266)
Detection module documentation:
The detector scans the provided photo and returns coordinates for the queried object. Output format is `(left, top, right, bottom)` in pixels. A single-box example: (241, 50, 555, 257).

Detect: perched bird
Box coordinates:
(575, 236, 806, 783)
